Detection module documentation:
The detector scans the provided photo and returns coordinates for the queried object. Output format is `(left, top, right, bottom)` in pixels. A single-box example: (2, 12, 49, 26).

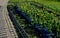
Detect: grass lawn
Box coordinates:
(8, 0, 60, 38)
(9, 0, 60, 10)
(35, 0, 60, 10)
(8, 0, 60, 32)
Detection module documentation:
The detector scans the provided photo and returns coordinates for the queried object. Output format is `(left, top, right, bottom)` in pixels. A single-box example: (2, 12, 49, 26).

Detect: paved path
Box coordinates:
(0, 0, 18, 38)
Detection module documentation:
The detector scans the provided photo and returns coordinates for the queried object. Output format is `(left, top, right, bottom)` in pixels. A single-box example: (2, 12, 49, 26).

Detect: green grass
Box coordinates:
(9, 0, 60, 11)
(8, 0, 60, 38)
(35, 0, 60, 10)
(18, 2, 60, 32)
(9, 0, 60, 7)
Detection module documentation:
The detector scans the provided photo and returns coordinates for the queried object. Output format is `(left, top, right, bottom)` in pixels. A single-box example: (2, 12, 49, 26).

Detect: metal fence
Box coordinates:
(7, 6, 30, 38)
